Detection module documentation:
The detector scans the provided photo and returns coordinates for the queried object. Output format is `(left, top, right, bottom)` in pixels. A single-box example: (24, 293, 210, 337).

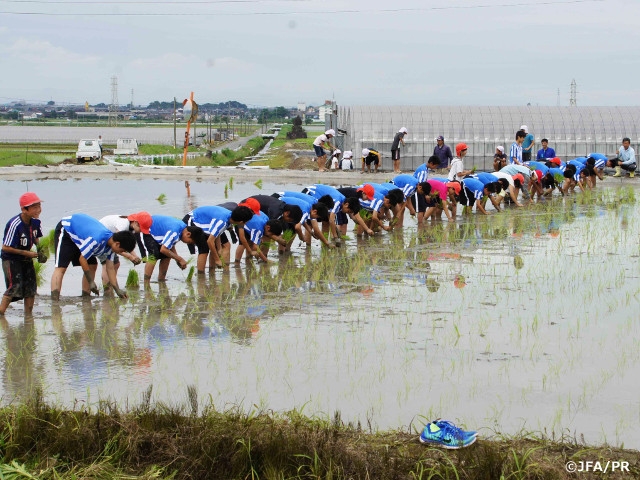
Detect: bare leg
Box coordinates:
(51, 266, 67, 300)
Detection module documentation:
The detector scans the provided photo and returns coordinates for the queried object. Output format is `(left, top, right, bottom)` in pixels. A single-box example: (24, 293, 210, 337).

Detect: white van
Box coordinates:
(114, 138, 139, 155)
(75, 139, 102, 163)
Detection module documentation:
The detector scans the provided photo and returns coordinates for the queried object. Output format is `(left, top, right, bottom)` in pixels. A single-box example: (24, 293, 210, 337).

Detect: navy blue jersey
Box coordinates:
(1, 214, 43, 261)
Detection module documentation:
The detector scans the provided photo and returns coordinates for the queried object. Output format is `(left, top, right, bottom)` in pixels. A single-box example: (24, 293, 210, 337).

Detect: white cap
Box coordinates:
(343, 150, 353, 159)
(332, 149, 341, 156)
(497, 146, 505, 153)
(362, 148, 370, 157)
(325, 129, 336, 136)
(520, 125, 528, 133)
(399, 127, 408, 134)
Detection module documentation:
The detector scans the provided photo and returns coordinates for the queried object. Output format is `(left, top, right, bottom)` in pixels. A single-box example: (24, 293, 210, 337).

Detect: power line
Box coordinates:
(2, 0, 311, 4)
(0, 0, 604, 16)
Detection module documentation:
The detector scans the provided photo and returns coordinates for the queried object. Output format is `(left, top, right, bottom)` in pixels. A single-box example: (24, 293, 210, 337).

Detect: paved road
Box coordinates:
(0, 125, 262, 147)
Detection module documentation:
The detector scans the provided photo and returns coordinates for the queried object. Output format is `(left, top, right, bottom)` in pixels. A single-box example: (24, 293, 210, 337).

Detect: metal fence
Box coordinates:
(331, 105, 640, 171)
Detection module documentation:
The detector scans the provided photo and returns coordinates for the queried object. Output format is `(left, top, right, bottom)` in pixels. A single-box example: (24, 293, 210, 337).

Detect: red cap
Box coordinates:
(19, 192, 42, 208)
(534, 170, 543, 182)
(127, 211, 153, 234)
(550, 157, 561, 166)
(455, 143, 468, 156)
(512, 173, 525, 184)
(357, 184, 375, 199)
(446, 182, 461, 195)
(239, 198, 261, 215)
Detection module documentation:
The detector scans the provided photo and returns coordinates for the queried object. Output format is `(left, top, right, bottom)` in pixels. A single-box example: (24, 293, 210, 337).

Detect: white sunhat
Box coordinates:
(362, 148, 370, 157)
(332, 149, 342, 156)
(520, 125, 528, 133)
(497, 146, 505, 153)
(343, 150, 353, 159)
(399, 127, 408, 134)
(325, 129, 336, 136)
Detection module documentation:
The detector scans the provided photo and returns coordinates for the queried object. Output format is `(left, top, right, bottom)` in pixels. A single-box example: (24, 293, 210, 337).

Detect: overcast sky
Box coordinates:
(1, 0, 638, 107)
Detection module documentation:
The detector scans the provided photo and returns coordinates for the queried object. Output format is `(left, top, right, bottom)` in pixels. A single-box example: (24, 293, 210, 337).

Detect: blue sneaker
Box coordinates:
(435, 420, 478, 439)
(419, 420, 477, 449)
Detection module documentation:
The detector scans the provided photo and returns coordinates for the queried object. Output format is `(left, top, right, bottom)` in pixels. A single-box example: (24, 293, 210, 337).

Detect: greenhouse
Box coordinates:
(331, 106, 640, 171)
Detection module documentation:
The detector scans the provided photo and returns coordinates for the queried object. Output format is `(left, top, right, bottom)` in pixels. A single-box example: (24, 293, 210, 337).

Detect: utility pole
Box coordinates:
(570, 79, 577, 107)
(173, 97, 177, 148)
(108, 75, 119, 126)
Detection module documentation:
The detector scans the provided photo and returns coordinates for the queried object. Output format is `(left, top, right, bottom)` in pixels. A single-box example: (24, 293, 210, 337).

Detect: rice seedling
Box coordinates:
(126, 268, 139, 288)
(156, 193, 167, 204)
(254, 179, 263, 189)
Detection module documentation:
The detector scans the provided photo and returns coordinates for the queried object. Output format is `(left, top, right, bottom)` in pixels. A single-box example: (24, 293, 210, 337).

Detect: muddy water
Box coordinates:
(1, 178, 640, 449)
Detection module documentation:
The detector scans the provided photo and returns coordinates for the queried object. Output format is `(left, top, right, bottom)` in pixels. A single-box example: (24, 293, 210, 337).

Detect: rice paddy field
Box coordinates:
(1, 176, 639, 454)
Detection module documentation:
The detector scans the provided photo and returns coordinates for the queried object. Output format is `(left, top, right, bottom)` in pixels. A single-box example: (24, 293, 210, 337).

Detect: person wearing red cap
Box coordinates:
(448, 144, 473, 181)
(98, 212, 152, 294)
(0, 192, 45, 315)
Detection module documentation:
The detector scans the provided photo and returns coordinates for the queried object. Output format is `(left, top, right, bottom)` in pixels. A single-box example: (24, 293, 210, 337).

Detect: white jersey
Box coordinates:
(341, 159, 354, 170)
(99, 215, 130, 233)
(331, 157, 339, 169)
(313, 134, 328, 147)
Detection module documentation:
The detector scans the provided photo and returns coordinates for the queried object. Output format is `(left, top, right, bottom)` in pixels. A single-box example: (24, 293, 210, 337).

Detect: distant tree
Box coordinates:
(274, 106, 288, 119)
(7, 111, 19, 120)
(305, 117, 313, 125)
(287, 116, 307, 139)
(47, 100, 55, 106)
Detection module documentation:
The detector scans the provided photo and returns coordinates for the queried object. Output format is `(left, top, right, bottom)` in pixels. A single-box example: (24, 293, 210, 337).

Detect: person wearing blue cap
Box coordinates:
(433, 135, 453, 171)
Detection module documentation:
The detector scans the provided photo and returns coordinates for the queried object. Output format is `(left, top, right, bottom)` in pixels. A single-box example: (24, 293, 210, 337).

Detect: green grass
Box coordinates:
(0, 391, 637, 480)
(0, 149, 57, 167)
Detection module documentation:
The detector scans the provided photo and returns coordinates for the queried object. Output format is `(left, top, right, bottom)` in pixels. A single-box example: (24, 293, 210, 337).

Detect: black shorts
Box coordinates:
(136, 232, 168, 262)
(2, 259, 37, 301)
(458, 188, 476, 207)
(313, 145, 325, 157)
(410, 192, 427, 213)
(54, 223, 98, 268)
(522, 151, 532, 162)
(364, 156, 379, 166)
(335, 211, 349, 226)
(391, 149, 400, 161)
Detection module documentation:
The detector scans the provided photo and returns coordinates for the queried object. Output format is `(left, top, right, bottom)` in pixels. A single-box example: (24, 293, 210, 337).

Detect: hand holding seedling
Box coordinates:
(114, 286, 128, 299)
(89, 281, 100, 296)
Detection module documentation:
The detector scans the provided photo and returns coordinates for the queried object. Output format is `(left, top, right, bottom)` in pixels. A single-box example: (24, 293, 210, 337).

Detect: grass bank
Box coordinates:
(253, 124, 317, 169)
(0, 391, 638, 480)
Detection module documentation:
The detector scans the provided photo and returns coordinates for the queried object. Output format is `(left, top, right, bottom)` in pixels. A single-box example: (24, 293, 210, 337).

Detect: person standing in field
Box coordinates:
(391, 127, 408, 173)
(509, 131, 526, 165)
(0, 193, 46, 316)
(536, 138, 555, 160)
(313, 129, 335, 172)
(520, 125, 535, 163)
(433, 135, 453, 172)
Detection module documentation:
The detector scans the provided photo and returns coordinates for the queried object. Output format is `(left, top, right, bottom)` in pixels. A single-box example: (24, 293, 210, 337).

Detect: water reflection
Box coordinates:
(1, 186, 638, 448)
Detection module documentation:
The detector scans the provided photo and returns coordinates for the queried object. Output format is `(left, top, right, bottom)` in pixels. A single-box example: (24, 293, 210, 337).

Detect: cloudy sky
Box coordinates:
(1, 0, 638, 107)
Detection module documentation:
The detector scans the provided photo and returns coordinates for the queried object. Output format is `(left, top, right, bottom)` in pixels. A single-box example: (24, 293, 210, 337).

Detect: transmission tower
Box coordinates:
(108, 75, 119, 126)
(130, 88, 134, 109)
(569, 79, 577, 107)
(557, 88, 560, 107)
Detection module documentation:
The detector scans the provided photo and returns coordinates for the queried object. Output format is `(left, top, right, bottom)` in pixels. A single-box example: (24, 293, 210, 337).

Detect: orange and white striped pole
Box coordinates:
(182, 91, 194, 166)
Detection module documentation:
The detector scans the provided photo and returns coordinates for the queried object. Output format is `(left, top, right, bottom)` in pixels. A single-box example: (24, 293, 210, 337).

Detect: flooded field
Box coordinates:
(1, 177, 640, 449)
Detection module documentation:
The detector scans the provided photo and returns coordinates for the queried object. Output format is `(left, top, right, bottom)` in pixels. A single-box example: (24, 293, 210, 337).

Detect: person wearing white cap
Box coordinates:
(361, 147, 381, 173)
(312, 129, 336, 172)
(391, 127, 408, 174)
(330, 149, 341, 170)
(520, 125, 535, 163)
(493, 145, 507, 171)
(340, 151, 354, 170)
